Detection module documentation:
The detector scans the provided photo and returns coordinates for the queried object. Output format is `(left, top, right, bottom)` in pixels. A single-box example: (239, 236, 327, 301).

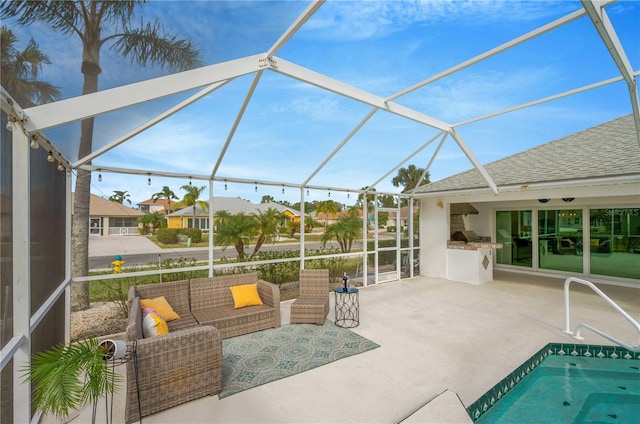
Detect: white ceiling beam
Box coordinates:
(386, 7, 591, 102)
(73, 80, 231, 168)
(450, 130, 498, 194)
(266, 56, 452, 133)
(22, 54, 265, 132)
(582, 0, 640, 145)
(267, 0, 325, 57)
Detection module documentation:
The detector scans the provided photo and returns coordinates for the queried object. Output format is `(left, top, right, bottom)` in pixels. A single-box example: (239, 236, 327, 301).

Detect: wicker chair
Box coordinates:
(290, 269, 330, 325)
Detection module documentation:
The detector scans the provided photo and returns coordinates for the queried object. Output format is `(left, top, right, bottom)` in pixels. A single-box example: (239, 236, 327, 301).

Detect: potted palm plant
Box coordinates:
(22, 337, 123, 422)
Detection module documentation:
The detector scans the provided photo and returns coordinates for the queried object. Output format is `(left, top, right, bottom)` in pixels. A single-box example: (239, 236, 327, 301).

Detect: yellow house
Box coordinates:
(166, 196, 304, 230)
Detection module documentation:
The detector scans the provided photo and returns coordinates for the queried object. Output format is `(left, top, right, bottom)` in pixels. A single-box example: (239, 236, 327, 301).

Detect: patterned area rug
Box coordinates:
(219, 321, 380, 398)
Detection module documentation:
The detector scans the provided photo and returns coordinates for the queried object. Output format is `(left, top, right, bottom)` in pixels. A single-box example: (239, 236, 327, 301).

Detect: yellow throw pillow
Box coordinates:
(140, 296, 180, 321)
(229, 284, 263, 309)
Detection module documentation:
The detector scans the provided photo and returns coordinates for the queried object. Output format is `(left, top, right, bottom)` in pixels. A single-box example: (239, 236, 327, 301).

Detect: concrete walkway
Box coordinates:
(54, 270, 639, 424)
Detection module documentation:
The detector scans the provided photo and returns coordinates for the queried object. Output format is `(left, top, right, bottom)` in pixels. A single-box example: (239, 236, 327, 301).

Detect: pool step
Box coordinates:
(399, 389, 473, 424)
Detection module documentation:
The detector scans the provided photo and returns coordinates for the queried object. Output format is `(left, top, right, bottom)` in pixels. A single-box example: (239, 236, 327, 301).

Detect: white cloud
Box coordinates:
(305, 1, 576, 41)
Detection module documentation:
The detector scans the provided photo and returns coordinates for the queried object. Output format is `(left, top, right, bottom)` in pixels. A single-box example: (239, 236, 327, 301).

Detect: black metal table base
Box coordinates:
(334, 288, 359, 328)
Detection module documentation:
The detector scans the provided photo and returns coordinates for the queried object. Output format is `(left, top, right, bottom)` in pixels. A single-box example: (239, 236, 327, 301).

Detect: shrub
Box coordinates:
(254, 250, 300, 285)
(179, 228, 202, 243)
(156, 228, 178, 244)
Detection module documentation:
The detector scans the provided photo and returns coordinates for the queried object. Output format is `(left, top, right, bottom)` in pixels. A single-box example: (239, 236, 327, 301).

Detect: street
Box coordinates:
(89, 240, 340, 270)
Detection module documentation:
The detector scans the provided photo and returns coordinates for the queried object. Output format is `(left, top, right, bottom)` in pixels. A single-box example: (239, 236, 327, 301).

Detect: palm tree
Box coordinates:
(316, 200, 339, 226)
(152, 185, 178, 213)
(260, 195, 275, 204)
(321, 207, 362, 253)
(391, 164, 430, 193)
(214, 211, 257, 261)
(249, 208, 284, 259)
(177, 184, 208, 229)
(137, 211, 165, 234)
(0, 25, 61, 107)
(2, 1, 201, 311)
(108, 190, 131, 205)
(356, 187, 377, 212)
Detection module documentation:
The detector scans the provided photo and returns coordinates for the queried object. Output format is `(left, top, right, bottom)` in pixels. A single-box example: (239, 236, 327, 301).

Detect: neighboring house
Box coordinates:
(415, 114, 640, 285)
(315, 209, 364, 227)
(138, 198, 177, 215)
(166, 196, 304, 230)
(387, 206, 417, 230)
(72, 193, 144, 236)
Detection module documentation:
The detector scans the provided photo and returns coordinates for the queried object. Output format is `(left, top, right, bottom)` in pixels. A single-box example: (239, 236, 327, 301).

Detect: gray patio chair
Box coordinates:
(290, 269, 330, 325)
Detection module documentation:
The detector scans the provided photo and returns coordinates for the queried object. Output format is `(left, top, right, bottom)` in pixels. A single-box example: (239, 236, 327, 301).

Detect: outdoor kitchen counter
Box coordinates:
(447, 241, 503, 250)
(446, 241, 503, 285)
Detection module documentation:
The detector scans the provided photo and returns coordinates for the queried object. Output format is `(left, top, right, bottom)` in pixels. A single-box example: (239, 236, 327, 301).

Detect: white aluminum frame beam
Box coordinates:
(74, 80, 231, 167)
(303, 108, 378, 186)
(211, 71, 263, 179)
(386, 7, 591, 102)
(12, 125, 31, 423)
(454, 75, 624, 127)
(267, 0, 324, 57)
(450, 130, 499, 194)
(368, 131, 445, 189)
(407, 133, 449, 195)
(22, 54, 265, 132)
(266, 56, 452, 133)
(582, 0, 640, 145)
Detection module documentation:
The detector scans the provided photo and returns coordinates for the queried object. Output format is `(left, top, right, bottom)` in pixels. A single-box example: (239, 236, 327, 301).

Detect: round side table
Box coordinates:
(334, 287, 359, 328)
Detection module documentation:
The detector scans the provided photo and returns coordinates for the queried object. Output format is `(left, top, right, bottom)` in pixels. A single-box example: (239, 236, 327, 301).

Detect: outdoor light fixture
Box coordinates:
(147, 174, 151, 185)
(538, 199, 550, 203)
(282, 185, 284, 194)
(5, 115, 17, 131)
(328, 189, 331, 198)
(224, 180, 228, 190)
(306, 189, 309, 196)
(30, 135, 39, 149)
(98, 170, 102, 182)
(66, 169, 71, 177)
(562, 198, 575, 202)
(255, 183, 258, 192)
(188, 177, 192, 186)
(57, 162, 64, 171)
(347, 192, 350, 199)
(47, 151, 55, 163)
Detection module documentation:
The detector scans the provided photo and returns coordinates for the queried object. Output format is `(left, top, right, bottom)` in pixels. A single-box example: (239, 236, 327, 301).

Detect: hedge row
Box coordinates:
(156, 228, 203, 244)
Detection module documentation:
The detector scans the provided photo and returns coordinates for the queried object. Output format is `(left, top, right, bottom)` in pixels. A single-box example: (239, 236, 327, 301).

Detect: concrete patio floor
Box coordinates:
(62, 271, 639, 424)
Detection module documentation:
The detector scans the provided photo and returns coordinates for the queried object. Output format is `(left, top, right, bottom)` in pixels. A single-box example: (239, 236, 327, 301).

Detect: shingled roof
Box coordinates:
(167, 196, 304, 217)
(415, 114, 640, 195)
(71, 193, 143, 217)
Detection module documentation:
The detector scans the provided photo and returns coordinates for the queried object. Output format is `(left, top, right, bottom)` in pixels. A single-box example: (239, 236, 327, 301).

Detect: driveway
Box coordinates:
(88, 235, 161, 258)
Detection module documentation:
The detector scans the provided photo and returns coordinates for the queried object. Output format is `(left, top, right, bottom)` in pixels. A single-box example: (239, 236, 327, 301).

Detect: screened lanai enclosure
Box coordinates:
(1, 0, 639, 422)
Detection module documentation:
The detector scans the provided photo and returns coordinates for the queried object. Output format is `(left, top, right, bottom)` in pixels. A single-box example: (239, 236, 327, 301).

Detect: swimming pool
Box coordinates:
(467, 343, 640, 423)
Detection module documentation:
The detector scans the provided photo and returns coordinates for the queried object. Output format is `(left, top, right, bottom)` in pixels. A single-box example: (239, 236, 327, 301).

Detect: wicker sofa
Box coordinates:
(124, 273, 280, 422)
(190, 272, 281, 339)
(125, 280, 222, 423)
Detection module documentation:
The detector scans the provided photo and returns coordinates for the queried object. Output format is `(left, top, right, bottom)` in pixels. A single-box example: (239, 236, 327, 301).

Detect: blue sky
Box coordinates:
(4, 0, 639, 208)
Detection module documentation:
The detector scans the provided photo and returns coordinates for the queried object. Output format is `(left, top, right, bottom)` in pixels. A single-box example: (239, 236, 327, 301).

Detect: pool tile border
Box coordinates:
(466, 343, 640, 422)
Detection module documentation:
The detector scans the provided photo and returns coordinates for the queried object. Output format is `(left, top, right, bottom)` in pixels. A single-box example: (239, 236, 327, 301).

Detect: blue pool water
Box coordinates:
(475, 355, 640, 423)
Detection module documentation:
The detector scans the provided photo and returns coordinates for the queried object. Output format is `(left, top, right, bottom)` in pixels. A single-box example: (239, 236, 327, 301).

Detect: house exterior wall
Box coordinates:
(418, 180, 639, 285)
(419, 198, 449, 279)
(167, 216, 182, 229)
